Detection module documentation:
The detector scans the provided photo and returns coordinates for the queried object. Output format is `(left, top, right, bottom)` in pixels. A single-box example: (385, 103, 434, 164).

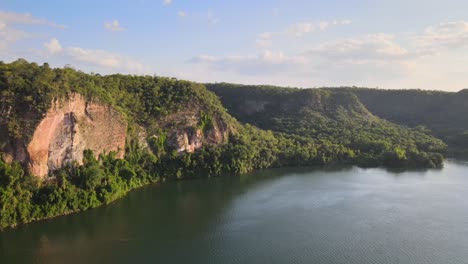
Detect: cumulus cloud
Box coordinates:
(193, 20, 468, 88)
(67, 47, 147, 72)
(192, 33, 413, 78)
(44, 38, 63, 54)
(163, 0, 172, 6)
(42, 38, 148, 73)
(207, 11, 219, 25)
(191, 33, 418, 85)
(302, 34, 410, 63)
(189, 50, 306, 75)
(104, 20, 125, 32)
(0, 25, 29, 51)
(0, 10, 66, 52)
(415, 21, 468, 54)
(257, 20, 352, 47)
(0, 10, 66, 29)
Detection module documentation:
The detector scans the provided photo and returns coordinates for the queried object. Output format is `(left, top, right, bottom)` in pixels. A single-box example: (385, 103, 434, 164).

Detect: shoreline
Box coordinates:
(1, 159, 455, 232)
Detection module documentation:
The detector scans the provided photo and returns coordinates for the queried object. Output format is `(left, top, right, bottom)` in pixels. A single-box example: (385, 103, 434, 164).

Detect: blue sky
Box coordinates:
(1, 0, 468, 90)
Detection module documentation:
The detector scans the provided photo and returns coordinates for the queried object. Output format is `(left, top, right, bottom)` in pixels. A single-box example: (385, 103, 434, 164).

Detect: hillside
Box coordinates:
(0, 60, 446, 229)
(207, 83, 446, 167)
(345, 88, 468, 156)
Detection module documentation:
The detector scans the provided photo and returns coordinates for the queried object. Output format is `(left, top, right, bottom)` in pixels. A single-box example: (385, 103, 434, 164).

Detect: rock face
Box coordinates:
(1, 93, 233, 178)
(168, 123, 230, 153)
(23, 94, 127, 178)
(170, 128, 203, 153)
(164, 111, 231, 154)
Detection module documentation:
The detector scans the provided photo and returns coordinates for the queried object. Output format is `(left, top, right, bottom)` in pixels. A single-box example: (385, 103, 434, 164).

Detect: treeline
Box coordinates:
(207, 83, 447, 168)
(0, 124, 348, 228)
(343, 87, 468, 156)
(0, 59, 232, 141)
(0, 60, 448, 229)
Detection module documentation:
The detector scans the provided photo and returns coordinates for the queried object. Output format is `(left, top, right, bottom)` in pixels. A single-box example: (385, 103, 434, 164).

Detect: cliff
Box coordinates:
(0, 60, 449, 230)
(157, 100, 231, 151)
(1, 93, 128, 178)
(0, 93, 232, 178)
(206, 83, 447, 167)
(206, 83, 377, 134)
(342, 87, 468, 156)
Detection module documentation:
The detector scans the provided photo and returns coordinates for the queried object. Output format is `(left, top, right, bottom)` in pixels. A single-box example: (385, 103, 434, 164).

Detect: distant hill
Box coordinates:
(207, 83, 446, 167)
(0, 60, 448, 229)
(345, 88, 468, 156)
(207, 83, 468, 157)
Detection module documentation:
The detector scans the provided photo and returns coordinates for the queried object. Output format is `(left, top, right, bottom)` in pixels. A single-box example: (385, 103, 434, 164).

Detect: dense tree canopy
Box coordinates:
(342, 87, 468, 156)
(0, 60, 448, 229)
(207, 83, 447, 168)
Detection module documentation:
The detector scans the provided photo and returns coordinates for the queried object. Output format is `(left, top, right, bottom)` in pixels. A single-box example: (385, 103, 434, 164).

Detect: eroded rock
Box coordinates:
(25, 94, 127, 178)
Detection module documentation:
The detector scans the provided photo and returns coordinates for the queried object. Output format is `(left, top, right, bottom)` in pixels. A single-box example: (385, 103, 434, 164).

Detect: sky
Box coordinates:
(1, 0, 468, 91)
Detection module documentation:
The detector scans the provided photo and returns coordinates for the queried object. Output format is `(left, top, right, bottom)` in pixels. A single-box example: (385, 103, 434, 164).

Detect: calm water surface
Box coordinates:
(2, 160, 468, 264)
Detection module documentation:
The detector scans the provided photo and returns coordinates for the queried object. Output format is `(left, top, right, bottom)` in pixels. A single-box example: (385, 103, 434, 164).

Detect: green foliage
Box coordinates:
(345, 87, 468, 157)
(0, 61, 451, 230)
(0, 59, 234, 141)
(148, 130, 168, 158)
(207, 83, 447, 168)
(199, 111, 213, 133)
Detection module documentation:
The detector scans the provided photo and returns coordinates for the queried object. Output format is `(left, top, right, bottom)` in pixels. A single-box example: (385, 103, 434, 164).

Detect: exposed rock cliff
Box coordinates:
(0, 61, 238, 179)
(163, 110, 231, 153)
(0, 93, 233, 178)
(2, 94, 128, 178)
(206, 83, 376, 129)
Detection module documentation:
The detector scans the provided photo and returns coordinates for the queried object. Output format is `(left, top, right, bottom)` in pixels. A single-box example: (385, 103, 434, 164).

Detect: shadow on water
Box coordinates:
(0, 160, 465, 264)
(0, 166, 323, 263)
(381, 166, 442, 174)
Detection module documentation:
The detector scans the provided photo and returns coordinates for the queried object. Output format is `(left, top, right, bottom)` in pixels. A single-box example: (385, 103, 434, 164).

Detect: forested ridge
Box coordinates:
(206, 83, 446, 167)
(342, 88, 468, 156)
(0, 60, 448, 229)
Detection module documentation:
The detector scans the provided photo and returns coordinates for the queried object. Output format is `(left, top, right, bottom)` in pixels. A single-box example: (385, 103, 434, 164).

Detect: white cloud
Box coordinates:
(41, 38, 148, 74)
(303, 34, 410, 63)
(178, 11, 187, 17)
(272, 8, 280, 17)
(104, 20, 125, 32)
(257, 20, 352, 47)
(0, 25, 29, 51)
(66, 47, 147, 73)
(0, 10, 66, 53)
(163, 0, 172, 6)
(288, 23, 316, 37)
(0, 10, 66, 29)
(44, 38, 63, 54)
(191, 33, 415, 85)
(67, 47, 122, 68)
(190, 50, 306, 75)
(207, 11, 219, 24)
(415, 21, 468, 54)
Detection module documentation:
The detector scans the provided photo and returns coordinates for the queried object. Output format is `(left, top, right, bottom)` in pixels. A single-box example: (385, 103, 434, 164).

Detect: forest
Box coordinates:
(0, 60, 448, 229)
(344, 88, 468, 156)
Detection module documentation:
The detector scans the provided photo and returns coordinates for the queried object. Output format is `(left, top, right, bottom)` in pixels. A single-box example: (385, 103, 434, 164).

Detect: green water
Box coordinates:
(1, 160, 468, 264)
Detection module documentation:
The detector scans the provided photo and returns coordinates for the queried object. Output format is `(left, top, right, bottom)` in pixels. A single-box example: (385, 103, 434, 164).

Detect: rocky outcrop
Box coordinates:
(1, 94, 234, 178)
(170, 128, 203, 153)
(163, 110, 231, 153)
(205, 120, 230, 145)
(167, 122, 230, 153)
(6, 94, 127, 178)
(168, 119, 232, 153)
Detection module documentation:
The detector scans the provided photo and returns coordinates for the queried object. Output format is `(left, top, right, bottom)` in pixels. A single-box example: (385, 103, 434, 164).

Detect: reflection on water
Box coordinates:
(1, 161, 468, 264)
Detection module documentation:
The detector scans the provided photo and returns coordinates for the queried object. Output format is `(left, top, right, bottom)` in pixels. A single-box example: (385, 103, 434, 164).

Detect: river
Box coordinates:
(1, 160, 468, 264)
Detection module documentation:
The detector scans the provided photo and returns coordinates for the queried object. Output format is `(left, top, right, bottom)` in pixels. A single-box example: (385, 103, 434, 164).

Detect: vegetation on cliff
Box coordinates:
(207, 83, 446, 168)
(0, 60, 448, 229)
(341, 88, 468, 156)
